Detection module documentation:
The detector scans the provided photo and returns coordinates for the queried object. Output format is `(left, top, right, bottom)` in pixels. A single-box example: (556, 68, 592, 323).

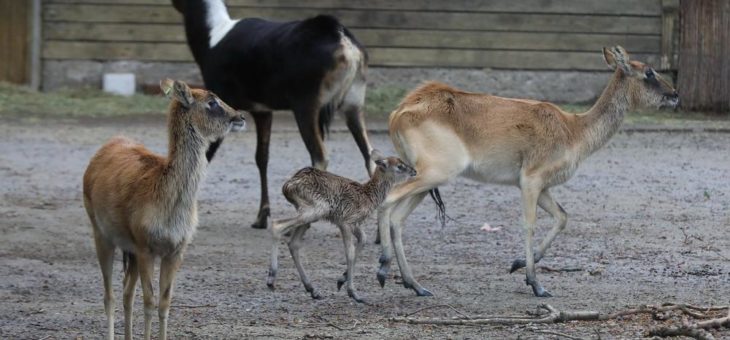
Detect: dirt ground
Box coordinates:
(1, 114, 728, 339)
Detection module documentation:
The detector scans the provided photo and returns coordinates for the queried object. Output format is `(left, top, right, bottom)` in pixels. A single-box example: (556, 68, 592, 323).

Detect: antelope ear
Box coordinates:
(160, 78, 175, 96)
(162, 79, 194, 108)
(603, 46, 632, 74)
(370, 149, 385, 162)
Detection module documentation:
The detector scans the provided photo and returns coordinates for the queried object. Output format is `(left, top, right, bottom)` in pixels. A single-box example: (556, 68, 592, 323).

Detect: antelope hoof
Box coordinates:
(309, 290, 322, 300)
(337, 274, 347, 291)
(347, 290, 366, 304)
(510, 259, 526, 273)
(377, 256, 390, 287)
(414, 287, 433, 297)
(532, 287, 552, 298)
(376, 269, 388, 288)
(266, 270, 276, 290)
(251, 207, 270, 229)
(526, 278, 552, 297)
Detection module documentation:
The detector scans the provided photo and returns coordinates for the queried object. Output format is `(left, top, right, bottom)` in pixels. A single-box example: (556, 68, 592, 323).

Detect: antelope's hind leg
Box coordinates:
(288, 224, 322, 299)
(122, 253, 139, 340)
(251, 111, 274, 229)
(341, 80, 374, 176)
(267, 214, 318, 291)
(337, 224, 366, 303)
(390, 192, 432, 296)
(93, 232, 116, 340)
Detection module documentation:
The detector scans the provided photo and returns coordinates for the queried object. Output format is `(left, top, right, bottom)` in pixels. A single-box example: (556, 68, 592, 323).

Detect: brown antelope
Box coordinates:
(376, 46, 679, 297)
(82, 79, 245, 339)
(267, 150, 416, 303)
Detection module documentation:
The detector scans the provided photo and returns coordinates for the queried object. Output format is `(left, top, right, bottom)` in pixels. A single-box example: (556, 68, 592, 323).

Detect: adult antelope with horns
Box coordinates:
(377, 46, 679, 297)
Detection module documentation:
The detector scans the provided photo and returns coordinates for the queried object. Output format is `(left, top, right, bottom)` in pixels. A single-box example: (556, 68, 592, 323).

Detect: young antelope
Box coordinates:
(82, 79, 245, 339)
(267, 150, 416, 303)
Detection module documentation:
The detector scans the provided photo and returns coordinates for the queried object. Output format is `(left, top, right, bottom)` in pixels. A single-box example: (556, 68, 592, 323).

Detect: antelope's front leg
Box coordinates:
(510, 189, 568, 273)
(136, 251, 157, 340)
(376, 206, 395, 287)
(158, 252, 184, 340)
(339, 224, 365, 303)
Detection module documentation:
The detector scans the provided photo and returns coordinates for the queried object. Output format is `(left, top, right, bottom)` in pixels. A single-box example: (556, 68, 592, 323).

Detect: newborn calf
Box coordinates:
(267, 150, 416, 302)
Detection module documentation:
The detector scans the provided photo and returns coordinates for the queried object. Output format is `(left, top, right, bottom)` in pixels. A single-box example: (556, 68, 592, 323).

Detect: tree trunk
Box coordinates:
(677, 0, 730, 113)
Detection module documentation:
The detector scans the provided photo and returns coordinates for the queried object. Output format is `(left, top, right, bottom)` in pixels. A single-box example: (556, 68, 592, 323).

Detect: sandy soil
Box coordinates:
(1, 115, 728, 339)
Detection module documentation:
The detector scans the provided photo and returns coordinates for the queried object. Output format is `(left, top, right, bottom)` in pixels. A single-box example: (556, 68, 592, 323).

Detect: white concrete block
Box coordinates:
(102, 73, 136, 96)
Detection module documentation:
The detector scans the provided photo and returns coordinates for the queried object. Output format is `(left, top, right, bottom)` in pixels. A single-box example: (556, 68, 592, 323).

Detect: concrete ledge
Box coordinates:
(43, 60, 613, 103)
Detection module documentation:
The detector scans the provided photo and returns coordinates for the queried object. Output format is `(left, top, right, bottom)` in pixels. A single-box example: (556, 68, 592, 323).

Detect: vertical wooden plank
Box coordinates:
(677, 0, 730, 113)
(0, 0, 31, 84)
(660, 0, 679, 70)
(30, 0, 42, 89)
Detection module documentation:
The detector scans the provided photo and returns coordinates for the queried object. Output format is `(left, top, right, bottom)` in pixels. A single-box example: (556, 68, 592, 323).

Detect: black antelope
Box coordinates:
(173, 0, 373, 229)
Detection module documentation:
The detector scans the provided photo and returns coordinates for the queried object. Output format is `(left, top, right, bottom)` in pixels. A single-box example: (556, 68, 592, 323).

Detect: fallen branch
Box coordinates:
(405, 304, 471, 319)
(648, 324, 716, 340)
(532, 329, 586, 340)
(314, 315, 359, 331)
(538, 266, 584, 273)
(171, 304, 217, 308)
(390, 303, 730, 329)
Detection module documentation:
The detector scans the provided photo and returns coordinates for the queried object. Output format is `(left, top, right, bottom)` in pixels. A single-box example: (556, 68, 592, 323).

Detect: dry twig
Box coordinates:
(532, 329, 587, 340)
(171, 304, 217, 308)
(538, 266, 584, 273)
(314, 315, 359, 331)
(390, 303, 730, 339)
(405, 304, 471, 319)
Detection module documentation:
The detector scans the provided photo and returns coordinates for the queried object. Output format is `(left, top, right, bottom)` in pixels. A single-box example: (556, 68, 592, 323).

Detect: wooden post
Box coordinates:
(29, 0, 41, 90)
(660, 0, 679, 70)
(0, 0, 32, 85)
(677, 0, 730, 113)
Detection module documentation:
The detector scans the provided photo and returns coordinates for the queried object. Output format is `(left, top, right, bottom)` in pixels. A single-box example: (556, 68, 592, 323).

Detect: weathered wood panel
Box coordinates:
(43, 41, 192, 61)
(46, 0, 662, 16)
(44, 23, 661, 53)
(42, 40, 660, 70)
(41, 0, 667, 70)
(0, 0, 31, 84)
(677, 0, 730, 113)
(43, 4, 662, 34)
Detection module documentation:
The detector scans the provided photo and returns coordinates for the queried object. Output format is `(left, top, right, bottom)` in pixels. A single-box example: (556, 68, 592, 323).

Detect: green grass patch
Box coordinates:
(0, 82, 167, 118)
(364, 85, 408, 118)
(559, 103, 728, 126)
(1, 82, 726, 127)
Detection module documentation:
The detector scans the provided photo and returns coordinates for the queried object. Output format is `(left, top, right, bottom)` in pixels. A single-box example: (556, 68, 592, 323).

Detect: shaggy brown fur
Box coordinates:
(83, 79, 245, 340)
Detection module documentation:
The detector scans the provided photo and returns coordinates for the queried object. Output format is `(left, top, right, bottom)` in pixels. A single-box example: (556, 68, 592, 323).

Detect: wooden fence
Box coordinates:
(41, 0, 678, 71)
(1, 0, 32, 84)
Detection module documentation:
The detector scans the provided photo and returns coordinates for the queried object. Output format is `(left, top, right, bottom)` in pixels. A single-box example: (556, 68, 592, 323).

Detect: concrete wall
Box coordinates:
(43, 60, 610, 103)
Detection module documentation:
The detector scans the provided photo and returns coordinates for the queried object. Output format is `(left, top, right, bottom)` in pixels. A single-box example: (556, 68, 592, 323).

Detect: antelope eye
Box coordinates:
(397, 164, 406, 171)
(645, 70, 655, 79)
(208, 99, 219, 108)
